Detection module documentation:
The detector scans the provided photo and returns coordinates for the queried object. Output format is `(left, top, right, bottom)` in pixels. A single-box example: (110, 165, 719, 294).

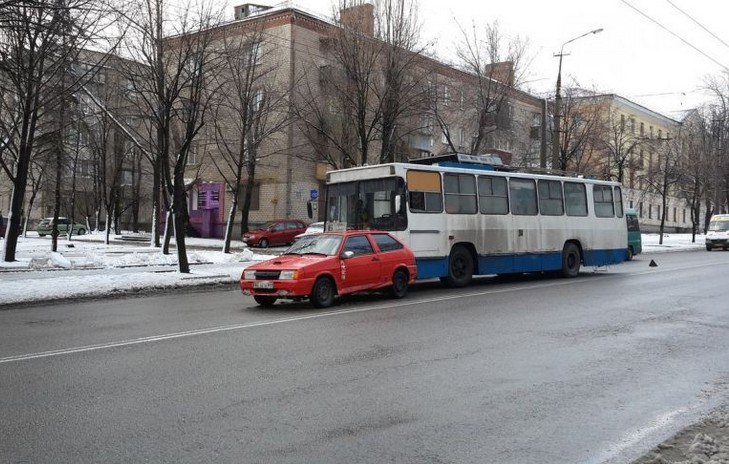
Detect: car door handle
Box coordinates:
(372, 257, 380, 262)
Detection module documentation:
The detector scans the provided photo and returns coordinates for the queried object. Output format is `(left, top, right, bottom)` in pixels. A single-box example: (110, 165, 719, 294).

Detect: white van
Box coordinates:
(706, 214, 729, 251)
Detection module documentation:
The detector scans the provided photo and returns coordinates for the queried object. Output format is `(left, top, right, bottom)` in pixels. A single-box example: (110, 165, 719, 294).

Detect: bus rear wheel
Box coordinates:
(444, 245, 473, 288)
(561, 242, 581, 278)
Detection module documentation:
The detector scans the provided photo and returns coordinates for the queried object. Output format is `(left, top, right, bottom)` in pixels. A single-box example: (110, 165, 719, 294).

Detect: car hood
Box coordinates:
(247, 254, 334, 270)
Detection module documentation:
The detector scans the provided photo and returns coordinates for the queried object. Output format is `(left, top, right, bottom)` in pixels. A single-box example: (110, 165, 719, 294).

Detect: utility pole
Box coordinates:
(552, 28, 603, 170)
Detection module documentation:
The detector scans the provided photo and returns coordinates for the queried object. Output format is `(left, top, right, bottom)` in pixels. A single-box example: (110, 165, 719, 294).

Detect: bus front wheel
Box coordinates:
(561, 242, 581, 278)
(444, 245, 473, 288)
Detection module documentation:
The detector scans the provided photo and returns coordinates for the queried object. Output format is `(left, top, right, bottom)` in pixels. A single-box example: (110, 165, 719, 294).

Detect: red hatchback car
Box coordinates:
(242, 219, 307, 248)
(240, 230, 417, 308)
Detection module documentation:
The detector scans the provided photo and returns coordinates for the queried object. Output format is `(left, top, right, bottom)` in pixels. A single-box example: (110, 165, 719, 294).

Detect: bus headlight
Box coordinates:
(243, 270, 256, 280)
(279, 270, 298, 280)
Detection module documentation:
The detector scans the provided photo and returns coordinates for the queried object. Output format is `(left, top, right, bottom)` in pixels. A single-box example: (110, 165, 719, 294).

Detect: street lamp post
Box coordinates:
(551, 28, 603, 170)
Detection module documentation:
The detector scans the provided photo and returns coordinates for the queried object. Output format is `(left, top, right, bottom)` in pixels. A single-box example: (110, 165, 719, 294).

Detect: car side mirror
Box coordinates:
(341, 250, 355, 259)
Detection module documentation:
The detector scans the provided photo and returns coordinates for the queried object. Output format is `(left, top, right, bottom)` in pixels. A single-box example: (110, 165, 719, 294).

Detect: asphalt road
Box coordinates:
(2, 250, 729, 463)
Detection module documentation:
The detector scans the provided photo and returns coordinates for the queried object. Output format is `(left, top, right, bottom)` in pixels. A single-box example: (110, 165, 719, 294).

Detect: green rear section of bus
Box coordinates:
(625, 208, 642, 259)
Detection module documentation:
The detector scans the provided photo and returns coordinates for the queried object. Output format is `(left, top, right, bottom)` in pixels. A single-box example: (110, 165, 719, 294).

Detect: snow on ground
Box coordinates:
(0, 231, 707, 308)
(0, 232, 272, 307)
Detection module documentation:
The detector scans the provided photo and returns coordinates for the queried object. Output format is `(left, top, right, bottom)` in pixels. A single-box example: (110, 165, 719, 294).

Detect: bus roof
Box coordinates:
(326, 161, 622, 187)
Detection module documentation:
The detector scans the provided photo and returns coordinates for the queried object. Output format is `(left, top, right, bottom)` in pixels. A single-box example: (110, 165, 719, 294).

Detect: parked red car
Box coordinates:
(242, 219, 307, 248)
(240, 230, 417, 308)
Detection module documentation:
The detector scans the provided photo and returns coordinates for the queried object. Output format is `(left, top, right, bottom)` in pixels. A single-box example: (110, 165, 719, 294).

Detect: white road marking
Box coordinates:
(0, 278, 580, 364)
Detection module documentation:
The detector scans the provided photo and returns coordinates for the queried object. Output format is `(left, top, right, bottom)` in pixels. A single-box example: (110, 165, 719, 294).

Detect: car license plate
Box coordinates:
(253, 281, 273, 289)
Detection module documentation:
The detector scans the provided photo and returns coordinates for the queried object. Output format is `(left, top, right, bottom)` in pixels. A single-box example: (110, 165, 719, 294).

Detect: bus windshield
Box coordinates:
(326, 177, 406, 231)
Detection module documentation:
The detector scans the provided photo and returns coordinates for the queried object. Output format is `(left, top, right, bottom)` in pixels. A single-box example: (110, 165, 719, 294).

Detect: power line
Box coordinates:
(620, 0, 729, 72)
(665, 0, 729, 52)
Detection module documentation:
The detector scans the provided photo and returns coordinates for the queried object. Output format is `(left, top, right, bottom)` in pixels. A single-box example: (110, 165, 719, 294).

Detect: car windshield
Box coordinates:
(709, 221, 729, 231)
(285, 234, 342, 256)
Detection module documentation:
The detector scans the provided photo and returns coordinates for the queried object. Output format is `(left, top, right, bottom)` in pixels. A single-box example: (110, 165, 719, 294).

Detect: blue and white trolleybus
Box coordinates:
(322, 154, 628, 287)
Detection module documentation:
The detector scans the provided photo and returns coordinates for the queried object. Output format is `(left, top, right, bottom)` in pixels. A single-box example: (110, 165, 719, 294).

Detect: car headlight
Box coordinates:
(279, 270, 299, 280)
(243, 270, 256, 280)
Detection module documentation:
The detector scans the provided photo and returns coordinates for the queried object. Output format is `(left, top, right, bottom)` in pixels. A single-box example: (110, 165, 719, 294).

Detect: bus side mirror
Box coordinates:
(307, 201, 313, 219)
(395, 195, 402, 213)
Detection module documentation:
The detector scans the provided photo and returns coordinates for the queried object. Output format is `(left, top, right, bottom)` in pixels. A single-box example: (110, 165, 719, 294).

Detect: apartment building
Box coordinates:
(184, 3, 545, 237)
(576, 93, 694, 232)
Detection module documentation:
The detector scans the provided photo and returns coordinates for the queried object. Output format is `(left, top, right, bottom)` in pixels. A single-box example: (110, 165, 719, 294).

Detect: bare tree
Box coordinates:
(554, 90, 605, 173)
(677, 107, 712, 241)
(295, 0, 427, 168)
(119, 0, 223, 272)
(209, 26, 292, 253)
(641, 137, 684, 244)
(599, 107, 646, 183)
(0, 0, 113, 261)
(436, 20, 528, 156)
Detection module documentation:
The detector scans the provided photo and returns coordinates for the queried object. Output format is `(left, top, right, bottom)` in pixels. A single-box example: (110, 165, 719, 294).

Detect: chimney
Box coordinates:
(340, 4, 375, 36)
(234, 3, 272, 20)
(484, 61, 515, 87)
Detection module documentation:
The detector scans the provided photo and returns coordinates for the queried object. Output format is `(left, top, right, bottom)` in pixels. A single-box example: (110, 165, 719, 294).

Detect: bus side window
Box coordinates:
(593, 185, 615, 217)
(406, 170, 442, 213)
(564, 182, 588, 216)
(538, 179, 564, 216)
(509, 178, 537, 216)
(478, 175, 509, 215)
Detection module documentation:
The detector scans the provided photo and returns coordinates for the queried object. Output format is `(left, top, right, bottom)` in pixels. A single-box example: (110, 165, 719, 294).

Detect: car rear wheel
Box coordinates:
(390, 269, 409, 299)
(254, 296, 277, 307)
(258, 238, 269, 248)
(77, 228, 86, 235)
(706, 244, 713, 251)
(310, 277, 335, 308)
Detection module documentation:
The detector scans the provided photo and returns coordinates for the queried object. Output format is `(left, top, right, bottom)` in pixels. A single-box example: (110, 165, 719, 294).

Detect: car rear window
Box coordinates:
(371, 233, 404, 252)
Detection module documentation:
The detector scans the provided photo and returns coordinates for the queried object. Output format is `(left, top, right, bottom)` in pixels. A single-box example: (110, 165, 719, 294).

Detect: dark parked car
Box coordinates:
(242, 219, 307, 248)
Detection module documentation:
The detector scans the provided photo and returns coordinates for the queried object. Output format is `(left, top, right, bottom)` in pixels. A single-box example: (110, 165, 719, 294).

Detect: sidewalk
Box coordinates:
(0, 232, 276, 308)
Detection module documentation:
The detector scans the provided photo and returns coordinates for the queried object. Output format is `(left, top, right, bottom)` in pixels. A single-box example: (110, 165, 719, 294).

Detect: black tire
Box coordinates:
(706, 245, 713, 251)
(390, 269, 409, 299)
(310, 277, 336, 308)
(254, 296, 277, 307)
(444, 245, 473, 288)
(626, 247, 634, 261)
(561, 242, 581, 278)
(258, 238, 269, 248)
(38, 234, 45, 237)
(77, 228, 86, 235)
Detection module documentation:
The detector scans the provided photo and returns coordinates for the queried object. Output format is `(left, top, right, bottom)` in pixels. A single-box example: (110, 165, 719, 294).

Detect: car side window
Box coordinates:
(287, 222, 302, 230)
(273, 223, 285, 231)
(371, 233, 403, 252)
(344, 235, 374, 256)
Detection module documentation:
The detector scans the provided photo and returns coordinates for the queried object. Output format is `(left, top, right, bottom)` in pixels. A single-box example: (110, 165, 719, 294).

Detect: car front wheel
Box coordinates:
(77, 228, 86, 235)
(258, 238, 269, 248)
(310, 277, 335, 308)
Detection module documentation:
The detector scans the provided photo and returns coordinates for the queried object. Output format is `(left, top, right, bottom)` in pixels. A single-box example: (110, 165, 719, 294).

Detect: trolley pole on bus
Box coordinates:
(552, 28, 603, 170)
